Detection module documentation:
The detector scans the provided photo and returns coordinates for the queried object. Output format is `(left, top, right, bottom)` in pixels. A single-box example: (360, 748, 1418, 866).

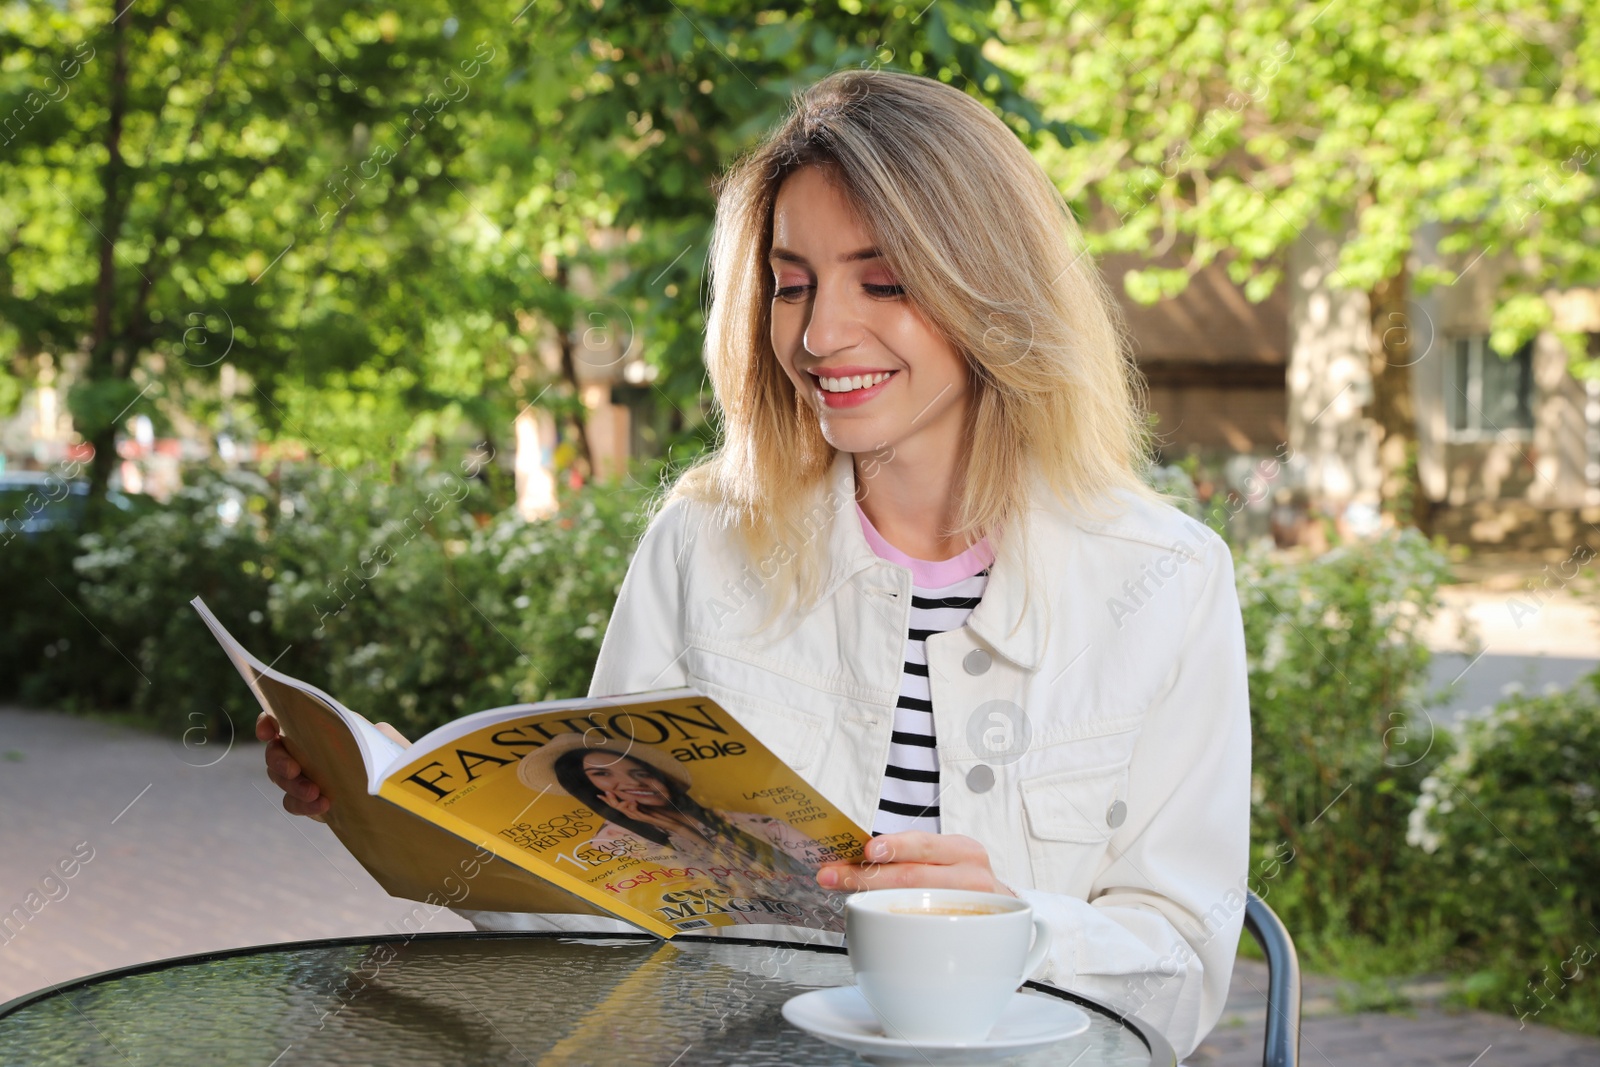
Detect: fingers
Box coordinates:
(284, 794, 330, 820)
(816, 832, 1000, 893)
(263, 737, 330, 816)
(862, 831, 987, 867)
(281, 790, 331, 819)
(255, 711, 280, 743)
(263, 738, 305, 787)
(816, 860, 999, 893)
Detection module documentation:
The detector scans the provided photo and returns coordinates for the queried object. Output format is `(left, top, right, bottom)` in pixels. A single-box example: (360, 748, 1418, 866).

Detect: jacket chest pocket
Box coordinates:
(1019, 761, 1128, 898)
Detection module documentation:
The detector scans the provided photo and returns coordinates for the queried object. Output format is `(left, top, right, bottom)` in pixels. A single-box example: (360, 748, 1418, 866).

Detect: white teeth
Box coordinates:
(816, 371, 892, 393)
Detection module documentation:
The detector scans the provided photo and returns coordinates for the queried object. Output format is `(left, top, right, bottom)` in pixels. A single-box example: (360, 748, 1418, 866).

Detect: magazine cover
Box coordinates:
(193, 596, 871, 936)
(377, 692, 869, 937)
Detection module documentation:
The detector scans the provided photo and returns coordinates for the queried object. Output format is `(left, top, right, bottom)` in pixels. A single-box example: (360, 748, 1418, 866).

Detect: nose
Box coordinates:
(802, 275, 866, 359)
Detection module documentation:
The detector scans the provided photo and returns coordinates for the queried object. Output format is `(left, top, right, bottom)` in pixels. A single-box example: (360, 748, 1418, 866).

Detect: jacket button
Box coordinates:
(963, 649, 992, 675)
(1106, 800, 1127, 829)
(966, 765, 995, 793)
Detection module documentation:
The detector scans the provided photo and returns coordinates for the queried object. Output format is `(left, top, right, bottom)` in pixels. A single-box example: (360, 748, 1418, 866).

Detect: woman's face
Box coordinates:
(582, 752, 671, 807)
(768, 165, 971, 460)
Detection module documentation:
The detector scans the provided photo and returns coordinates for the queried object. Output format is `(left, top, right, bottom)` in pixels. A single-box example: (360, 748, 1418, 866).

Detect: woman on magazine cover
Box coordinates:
(262, 67, 1251, 1060)
(516, 733, 844, 928)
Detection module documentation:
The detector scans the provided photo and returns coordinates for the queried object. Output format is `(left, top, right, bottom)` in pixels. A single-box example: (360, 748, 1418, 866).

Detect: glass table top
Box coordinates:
(0, 932, 1176, 1066)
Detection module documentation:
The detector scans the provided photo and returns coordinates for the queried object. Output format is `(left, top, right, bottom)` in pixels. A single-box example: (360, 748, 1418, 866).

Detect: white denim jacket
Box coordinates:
(459, 450, 1252, 1059)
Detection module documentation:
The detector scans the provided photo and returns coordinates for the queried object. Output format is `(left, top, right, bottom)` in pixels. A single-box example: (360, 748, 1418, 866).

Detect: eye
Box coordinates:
(771, 282, 906, 301)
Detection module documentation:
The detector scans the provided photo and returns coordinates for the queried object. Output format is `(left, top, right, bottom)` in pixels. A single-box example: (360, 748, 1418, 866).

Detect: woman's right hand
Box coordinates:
(258, 712, 331, 821)
(599, 788, 642, 822)
(257, 712, 413, 821)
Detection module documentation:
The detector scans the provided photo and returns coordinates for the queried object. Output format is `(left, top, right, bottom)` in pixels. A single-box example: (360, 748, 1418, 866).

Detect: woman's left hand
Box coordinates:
(815, 832, 1018, 896)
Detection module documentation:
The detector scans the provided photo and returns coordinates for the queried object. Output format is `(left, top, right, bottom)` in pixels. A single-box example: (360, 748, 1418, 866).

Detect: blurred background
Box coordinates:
(1, 1, 1596, 1063)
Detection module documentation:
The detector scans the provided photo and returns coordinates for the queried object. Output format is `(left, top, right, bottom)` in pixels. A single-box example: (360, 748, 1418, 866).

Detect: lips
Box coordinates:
(814, 370, 894, 393)
(807, 368, 898, 409)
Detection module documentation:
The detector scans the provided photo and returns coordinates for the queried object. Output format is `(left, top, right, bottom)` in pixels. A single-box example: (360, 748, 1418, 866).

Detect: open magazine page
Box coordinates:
(189, 597, 610, 919)
(190, 596, 403, 784)
(377, 692, 870, 938)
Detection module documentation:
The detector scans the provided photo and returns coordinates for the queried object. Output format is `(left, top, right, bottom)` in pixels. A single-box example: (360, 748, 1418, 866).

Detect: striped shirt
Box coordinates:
(856, 503, 995, 837)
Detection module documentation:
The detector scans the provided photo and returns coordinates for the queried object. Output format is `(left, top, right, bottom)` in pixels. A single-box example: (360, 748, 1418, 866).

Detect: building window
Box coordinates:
(1447, 335, 1533, 440)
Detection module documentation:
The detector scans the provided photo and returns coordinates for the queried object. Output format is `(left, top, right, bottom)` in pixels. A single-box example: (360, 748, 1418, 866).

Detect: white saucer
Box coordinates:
(781, 985, 1091, 1066)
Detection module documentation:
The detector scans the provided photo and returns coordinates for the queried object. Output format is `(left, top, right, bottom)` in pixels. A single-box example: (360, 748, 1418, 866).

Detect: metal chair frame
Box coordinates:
(1242, 890, 1302, 1067)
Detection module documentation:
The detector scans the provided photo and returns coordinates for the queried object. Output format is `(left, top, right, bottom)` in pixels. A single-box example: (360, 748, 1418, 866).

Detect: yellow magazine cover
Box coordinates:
(195, 586, 869, 938)
(377, 693, 869, 938)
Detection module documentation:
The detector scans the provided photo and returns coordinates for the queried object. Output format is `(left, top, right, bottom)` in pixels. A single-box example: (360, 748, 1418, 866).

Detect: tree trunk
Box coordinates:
(553, 260, 595, 480)
(85, 0, 134, 500)
(1367, 263, 1428, 530)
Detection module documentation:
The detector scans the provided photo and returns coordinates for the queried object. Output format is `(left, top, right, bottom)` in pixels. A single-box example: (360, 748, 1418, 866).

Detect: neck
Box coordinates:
(852, 432, 972, 561)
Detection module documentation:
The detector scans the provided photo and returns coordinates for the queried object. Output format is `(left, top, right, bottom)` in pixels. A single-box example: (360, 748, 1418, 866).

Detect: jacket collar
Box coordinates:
(818, 450, 1053, 671)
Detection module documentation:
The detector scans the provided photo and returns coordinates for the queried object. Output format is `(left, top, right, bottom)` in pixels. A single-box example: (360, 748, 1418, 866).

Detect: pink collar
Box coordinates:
(856, 502, 996, 587)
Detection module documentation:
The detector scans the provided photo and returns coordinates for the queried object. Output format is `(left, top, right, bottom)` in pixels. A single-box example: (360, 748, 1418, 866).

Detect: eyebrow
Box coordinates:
(768, 246, 882, 265)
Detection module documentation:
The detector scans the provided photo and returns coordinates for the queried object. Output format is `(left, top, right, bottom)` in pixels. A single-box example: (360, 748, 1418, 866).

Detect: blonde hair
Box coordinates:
(648, 68, 1157, 631)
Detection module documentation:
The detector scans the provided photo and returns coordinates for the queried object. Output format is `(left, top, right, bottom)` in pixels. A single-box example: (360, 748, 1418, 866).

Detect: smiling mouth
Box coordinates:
(811, 370, 896, 394)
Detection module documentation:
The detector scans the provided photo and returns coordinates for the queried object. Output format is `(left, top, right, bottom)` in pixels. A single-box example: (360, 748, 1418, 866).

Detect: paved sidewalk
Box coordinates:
(1190, 960, 1600, 1067)
(0, 705, 470, 1004)
(1421, 579, 1600, 726)
(4, 706, 1598, 1066)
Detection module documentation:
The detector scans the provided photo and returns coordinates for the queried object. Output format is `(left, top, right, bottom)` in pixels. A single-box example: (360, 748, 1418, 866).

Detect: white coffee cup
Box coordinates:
(844, 887, 1052, 1043)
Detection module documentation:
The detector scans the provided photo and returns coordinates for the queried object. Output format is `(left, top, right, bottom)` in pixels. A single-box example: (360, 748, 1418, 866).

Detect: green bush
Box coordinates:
(70, 470, 281, 736)
(1235, 528, 1457, 946)
(263, 462, 646, 738)
(1408, 675, 1600, 1032)
(5, 459, 657, 742)
(0, 505, 148, 713)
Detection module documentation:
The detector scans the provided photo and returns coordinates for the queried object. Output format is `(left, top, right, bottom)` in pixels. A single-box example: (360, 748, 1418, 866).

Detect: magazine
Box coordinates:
(191, 597, 870, 938)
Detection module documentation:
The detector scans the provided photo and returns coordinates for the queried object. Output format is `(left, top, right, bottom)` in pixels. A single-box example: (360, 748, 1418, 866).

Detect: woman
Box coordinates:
(263, 68, 1250, 1059)
(520, 735, 845, 928)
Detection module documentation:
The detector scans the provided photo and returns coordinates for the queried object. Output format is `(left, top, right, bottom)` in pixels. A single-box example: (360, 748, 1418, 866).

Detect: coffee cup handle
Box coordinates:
(1018, 916, 1052, 985)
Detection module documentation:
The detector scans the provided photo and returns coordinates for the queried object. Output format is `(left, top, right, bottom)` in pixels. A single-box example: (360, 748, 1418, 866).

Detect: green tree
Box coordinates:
(0, 0, 508, 492)
(1004, 0, 1600, 524)
(2, 1, 1084, 493)
(432, 0, 1091, 480)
